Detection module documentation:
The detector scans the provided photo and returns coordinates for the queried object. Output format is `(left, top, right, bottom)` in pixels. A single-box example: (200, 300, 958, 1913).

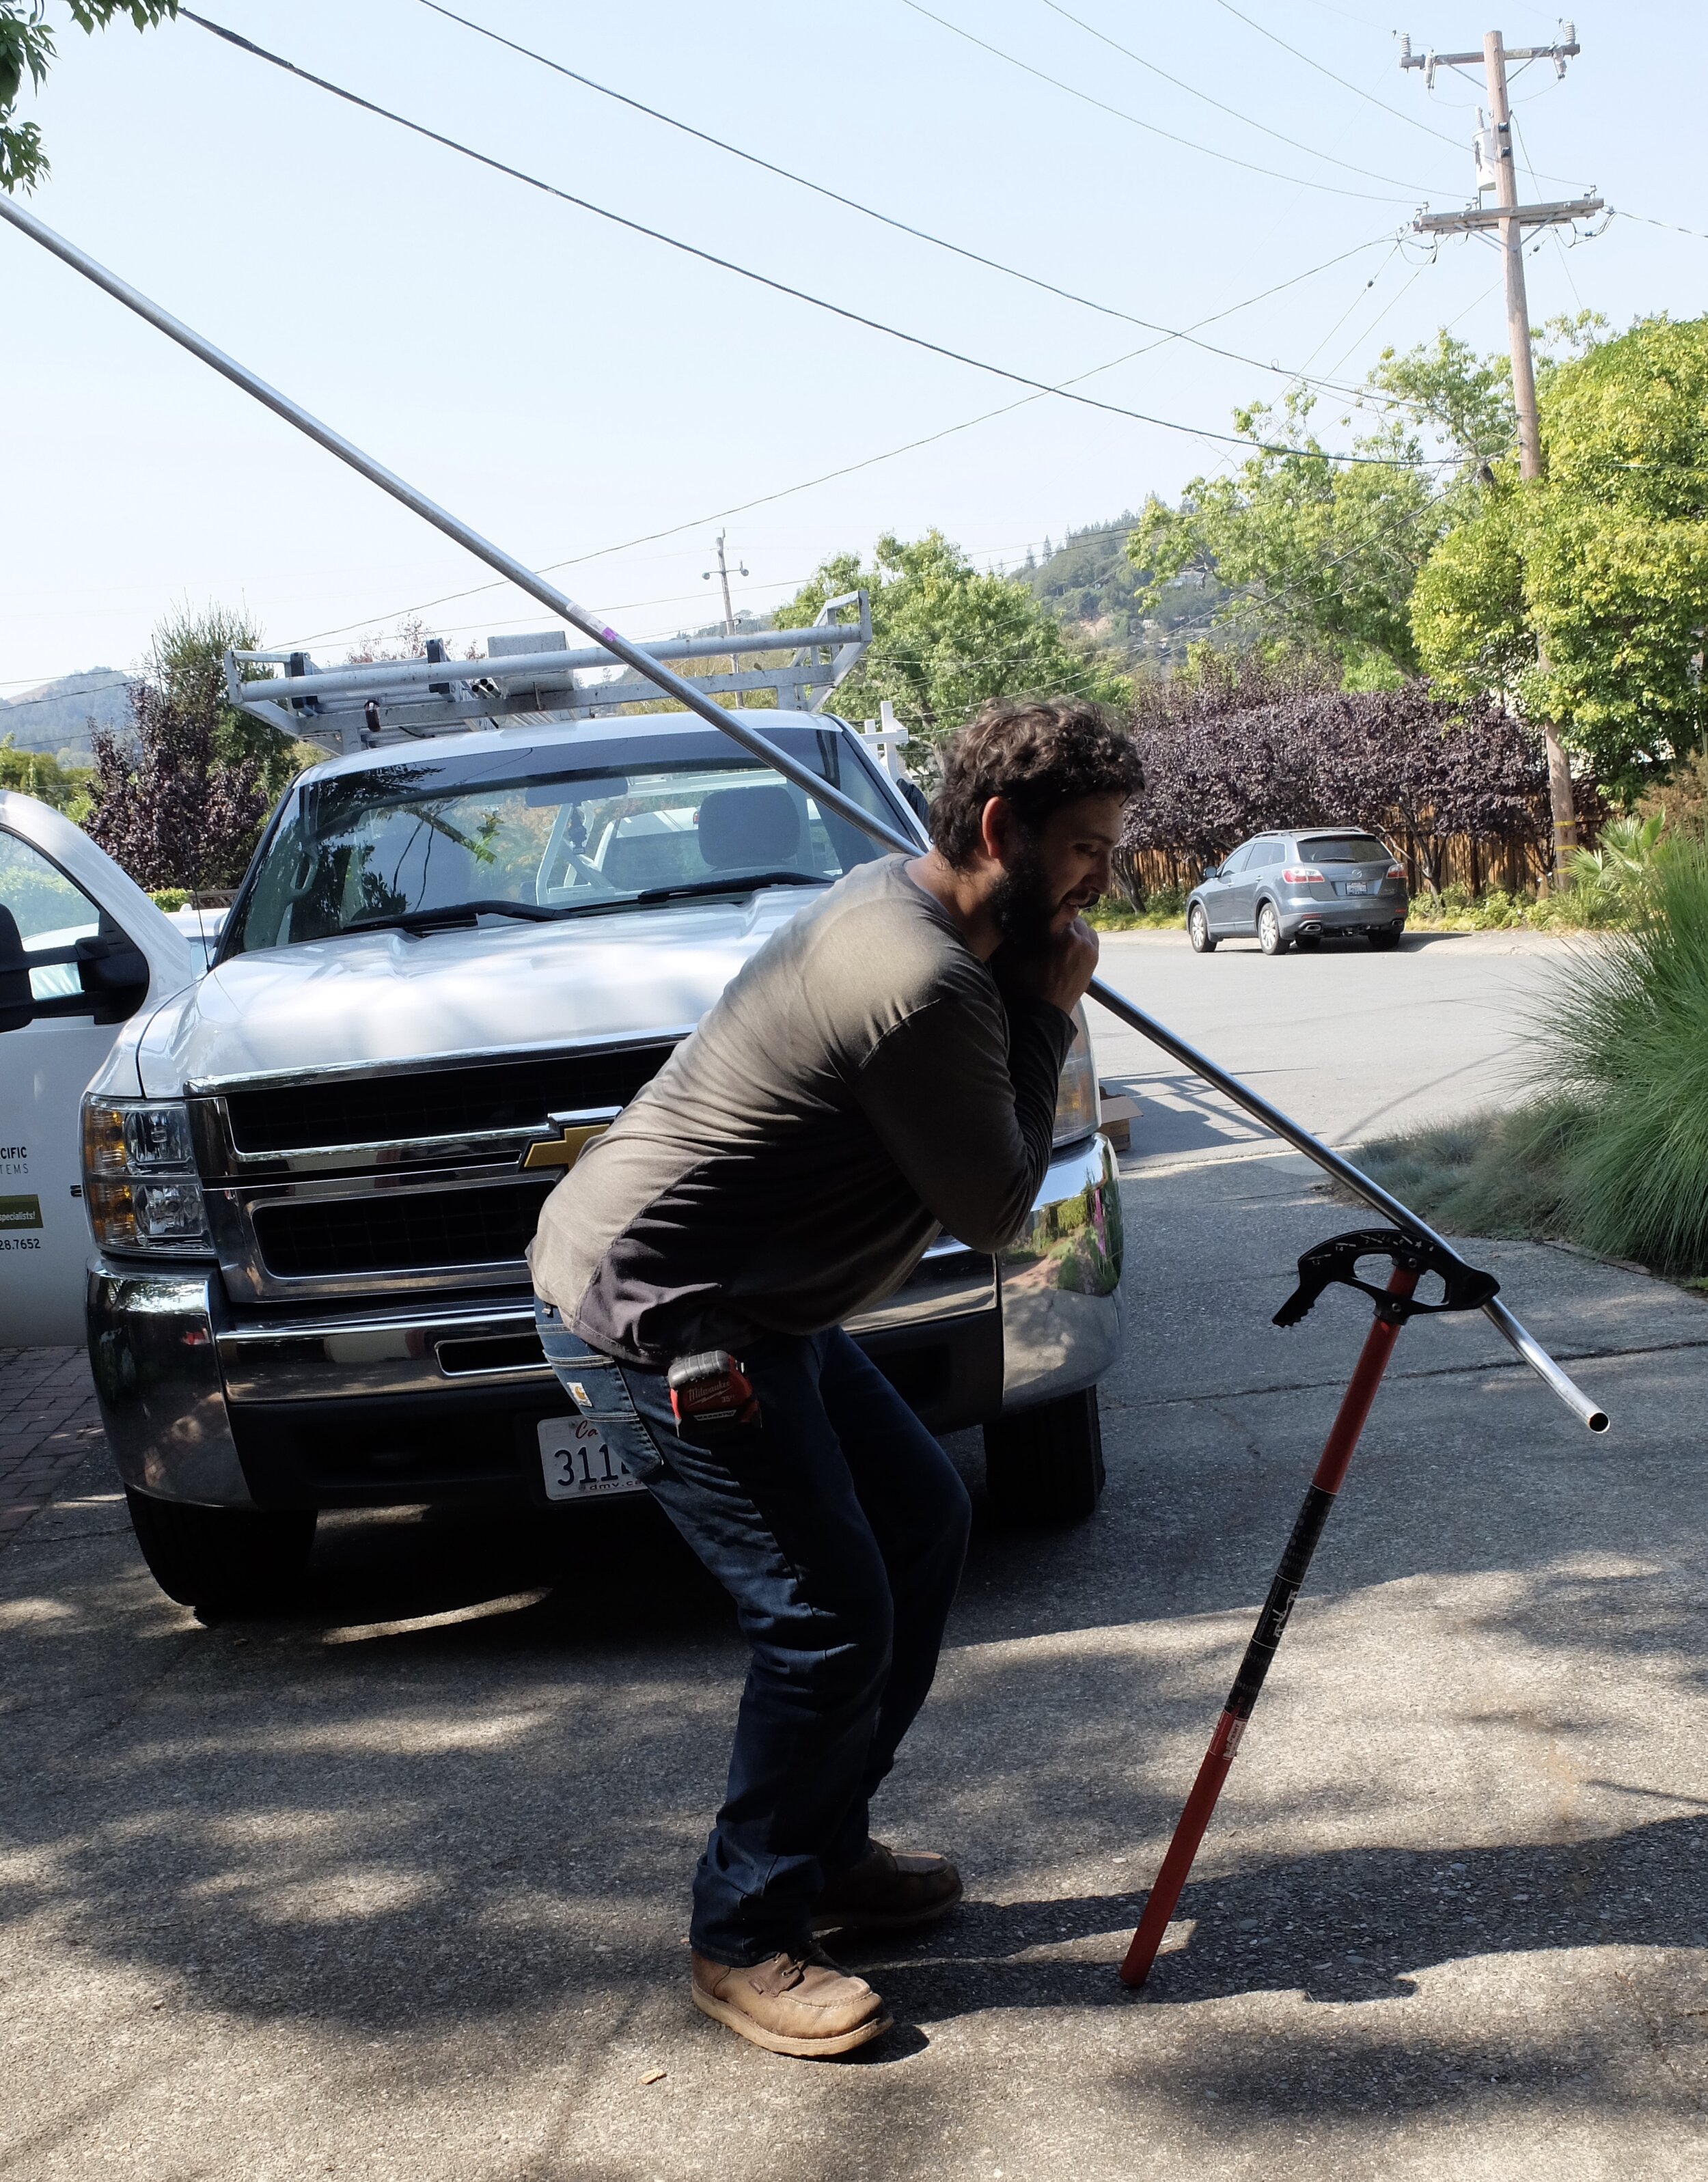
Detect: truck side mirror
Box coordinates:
(76, 931, 150, 1025)
(0, 907, 34, 1032)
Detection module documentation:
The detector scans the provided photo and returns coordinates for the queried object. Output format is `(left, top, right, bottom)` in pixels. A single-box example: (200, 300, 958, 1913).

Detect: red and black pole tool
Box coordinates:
(1118, 1229, 1500, 1990)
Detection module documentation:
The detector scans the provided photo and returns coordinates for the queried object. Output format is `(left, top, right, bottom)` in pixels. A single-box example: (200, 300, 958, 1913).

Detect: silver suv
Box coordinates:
(1187, 830, 1408, 956)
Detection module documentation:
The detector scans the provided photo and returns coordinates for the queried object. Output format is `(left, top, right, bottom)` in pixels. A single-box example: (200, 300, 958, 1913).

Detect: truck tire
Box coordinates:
(983, 1389, 1106, 1528)
(124, 1489, 316, 1616)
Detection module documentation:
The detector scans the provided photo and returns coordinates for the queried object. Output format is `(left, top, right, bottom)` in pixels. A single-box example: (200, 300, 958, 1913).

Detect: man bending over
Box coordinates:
(529, 695, 1142, 2056)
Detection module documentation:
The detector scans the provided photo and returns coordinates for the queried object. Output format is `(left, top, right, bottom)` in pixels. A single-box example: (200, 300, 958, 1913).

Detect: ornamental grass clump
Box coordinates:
(1537, 839, 1708, 1273)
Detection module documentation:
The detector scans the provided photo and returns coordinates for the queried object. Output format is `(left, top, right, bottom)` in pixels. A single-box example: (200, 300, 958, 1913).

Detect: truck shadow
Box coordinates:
(290, 1495, 733, 1644)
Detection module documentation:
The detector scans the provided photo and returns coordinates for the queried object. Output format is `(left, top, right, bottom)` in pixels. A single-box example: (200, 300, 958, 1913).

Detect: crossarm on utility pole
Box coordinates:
(0, 192, 1609, 1436)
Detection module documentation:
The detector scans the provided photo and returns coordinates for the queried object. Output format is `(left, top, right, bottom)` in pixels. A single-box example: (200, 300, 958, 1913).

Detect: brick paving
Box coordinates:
(0, 1346, 108, 1545)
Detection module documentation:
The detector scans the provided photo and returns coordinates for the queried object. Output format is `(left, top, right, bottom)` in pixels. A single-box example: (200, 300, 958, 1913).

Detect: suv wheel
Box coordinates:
(1257, 902, 1287, 955)
(124, 1489, 316, 1616)
(983, 1389, 1106, 1527)
(1368, 926, 1403, 952)
(1187, 903, 1215, 953)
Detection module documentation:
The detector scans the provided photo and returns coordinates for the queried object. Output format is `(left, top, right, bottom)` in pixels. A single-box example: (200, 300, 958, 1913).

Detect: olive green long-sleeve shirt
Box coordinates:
(529, 855, 1074, 1367)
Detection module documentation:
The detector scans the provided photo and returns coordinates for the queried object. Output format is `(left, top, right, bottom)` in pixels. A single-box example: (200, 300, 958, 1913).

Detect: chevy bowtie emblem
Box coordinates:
(521, 1105, 622, 1171)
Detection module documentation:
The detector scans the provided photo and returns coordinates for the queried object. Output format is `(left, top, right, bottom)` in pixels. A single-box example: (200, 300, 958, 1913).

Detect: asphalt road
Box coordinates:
(5, 930, 1707, 2182)
(1089, 926, 1573, 1154)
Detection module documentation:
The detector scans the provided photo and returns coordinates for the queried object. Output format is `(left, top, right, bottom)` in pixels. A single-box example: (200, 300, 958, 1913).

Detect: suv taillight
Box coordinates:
(1281, 866, 1325, 885)
(1387, 864, 1405, 881)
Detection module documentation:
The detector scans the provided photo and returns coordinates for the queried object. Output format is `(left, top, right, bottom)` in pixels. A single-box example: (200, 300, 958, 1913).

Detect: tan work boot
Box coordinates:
(689, 1947, 892, 2058)
(810, 1841, 963, 1936)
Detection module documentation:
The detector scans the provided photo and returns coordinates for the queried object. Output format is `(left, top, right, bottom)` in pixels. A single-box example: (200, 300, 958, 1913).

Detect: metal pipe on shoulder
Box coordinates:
(0, 192, 1607, 1433)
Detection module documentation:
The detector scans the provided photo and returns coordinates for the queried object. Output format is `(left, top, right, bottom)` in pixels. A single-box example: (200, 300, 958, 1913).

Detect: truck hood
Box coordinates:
(133, 888, 816, 1094)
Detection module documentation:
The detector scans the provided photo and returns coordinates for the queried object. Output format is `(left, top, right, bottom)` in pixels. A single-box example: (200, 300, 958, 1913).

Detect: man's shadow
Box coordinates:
(842, 1810, 1708, 2013)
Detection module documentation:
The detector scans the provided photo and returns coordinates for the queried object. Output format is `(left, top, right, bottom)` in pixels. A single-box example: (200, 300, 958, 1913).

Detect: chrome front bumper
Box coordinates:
(998, 1131, 1123, 1408)
(87, 1269, 251, 1504)
(87, 1132, 1125, 1506)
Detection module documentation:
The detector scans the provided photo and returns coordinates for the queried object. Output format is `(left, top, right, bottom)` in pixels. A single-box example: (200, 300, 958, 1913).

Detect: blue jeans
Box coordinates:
(535, 1304, 972, 1967)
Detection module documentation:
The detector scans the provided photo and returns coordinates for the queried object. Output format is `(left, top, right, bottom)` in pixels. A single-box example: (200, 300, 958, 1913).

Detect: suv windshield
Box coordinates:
(1296, 835, 1390, 864)
(224, 724, 902, 957)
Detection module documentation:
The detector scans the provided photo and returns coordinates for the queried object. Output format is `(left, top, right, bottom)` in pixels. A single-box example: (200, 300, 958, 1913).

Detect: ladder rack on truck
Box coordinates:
(225, 592, 872, 756)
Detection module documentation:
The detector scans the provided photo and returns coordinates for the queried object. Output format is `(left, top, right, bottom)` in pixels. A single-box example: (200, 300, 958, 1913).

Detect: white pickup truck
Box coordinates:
(0, 613, 1123, 1612)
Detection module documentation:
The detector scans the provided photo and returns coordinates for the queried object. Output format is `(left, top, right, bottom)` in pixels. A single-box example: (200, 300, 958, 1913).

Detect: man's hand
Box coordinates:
(996, 915, 1099, 1017)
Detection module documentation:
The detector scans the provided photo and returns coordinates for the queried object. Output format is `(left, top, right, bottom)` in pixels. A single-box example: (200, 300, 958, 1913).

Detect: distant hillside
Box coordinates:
(0, 670, 129, 766)
(1019, 519, 1232, 669)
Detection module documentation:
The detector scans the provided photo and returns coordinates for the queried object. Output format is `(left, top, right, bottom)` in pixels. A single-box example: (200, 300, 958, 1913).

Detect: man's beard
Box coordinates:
(989, 838, 1062, 948)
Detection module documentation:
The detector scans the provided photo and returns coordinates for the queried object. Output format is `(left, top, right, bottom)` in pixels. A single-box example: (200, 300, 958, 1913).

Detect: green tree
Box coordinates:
(0, 734, 92, 816)
(1, 2, 177, 193)
(1364, 328, 1515, 483)
(1413, 316, 1708, 796)
(1127, 387, 1447, 687)
(148, 603, 318, 806)
(769, 530, 1129, 757)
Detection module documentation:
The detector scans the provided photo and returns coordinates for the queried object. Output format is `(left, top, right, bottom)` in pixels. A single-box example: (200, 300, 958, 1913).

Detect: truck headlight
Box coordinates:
(81, 1098, 213, 1254)
(1052, 1006, 1099, 1146)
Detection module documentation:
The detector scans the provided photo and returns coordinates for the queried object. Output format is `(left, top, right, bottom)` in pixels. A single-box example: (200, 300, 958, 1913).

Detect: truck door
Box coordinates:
(0, 792, 194, 1345)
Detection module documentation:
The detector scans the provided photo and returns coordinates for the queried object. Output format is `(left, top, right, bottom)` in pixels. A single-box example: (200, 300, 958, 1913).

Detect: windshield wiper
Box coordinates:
(633, 872, 831, 906)
(339, 876, 828, 937)
(343, 899, 564, 937)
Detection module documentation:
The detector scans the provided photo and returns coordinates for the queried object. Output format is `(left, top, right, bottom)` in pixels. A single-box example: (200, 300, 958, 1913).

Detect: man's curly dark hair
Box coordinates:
(928, 695, 1144, 870)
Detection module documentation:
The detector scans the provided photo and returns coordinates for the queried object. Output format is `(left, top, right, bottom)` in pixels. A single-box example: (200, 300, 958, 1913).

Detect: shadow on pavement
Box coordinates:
(857, 1814, 1708, 2015)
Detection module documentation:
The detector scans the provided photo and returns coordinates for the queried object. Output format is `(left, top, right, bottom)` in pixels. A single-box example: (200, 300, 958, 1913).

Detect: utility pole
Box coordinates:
(704, 530, 750, 703)
(1400, 26, 1601, 874)
(704, 530, 749, 637)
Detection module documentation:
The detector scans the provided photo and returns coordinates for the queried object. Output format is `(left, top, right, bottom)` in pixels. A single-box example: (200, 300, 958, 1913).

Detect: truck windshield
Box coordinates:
(223, 725, 903, 957)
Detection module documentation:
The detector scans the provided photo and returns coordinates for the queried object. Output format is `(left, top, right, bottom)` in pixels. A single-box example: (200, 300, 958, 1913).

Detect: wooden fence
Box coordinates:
(1117, 826, 1565, 904)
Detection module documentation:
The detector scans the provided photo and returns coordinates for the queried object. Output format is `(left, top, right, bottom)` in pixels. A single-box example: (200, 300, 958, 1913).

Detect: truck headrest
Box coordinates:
(696, 785, 803, 871)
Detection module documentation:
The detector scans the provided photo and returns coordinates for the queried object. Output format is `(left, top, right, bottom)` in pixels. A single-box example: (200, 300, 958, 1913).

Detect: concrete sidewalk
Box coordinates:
(3, 1153, 1707, 2180)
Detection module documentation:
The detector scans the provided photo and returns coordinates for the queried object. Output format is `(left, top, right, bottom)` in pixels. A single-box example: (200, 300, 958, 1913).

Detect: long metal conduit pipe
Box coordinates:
(0, 195, 1607, 1433)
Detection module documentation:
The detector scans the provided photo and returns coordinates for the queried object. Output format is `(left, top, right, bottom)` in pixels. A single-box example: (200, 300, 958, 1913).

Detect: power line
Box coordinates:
(0, 674, 129, 717)
(1204, 0, 1465, 148)
(1295, 240, 1403, 374)
(1030, 0, 1451, 194)
(184, 13, 1431, 470)
(414, 0, 1420, 408)
(1321, 259, 1428, 381)
(279, 234, 1397, 649)
(1211, 0, 1592, 195)
(1617, 210, 1708, 246)
(897, 0, 1424, 204)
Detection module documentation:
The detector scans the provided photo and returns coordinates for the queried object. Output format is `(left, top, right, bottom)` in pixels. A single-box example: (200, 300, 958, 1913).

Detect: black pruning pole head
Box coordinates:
(1273, 1228, 1500, 1330)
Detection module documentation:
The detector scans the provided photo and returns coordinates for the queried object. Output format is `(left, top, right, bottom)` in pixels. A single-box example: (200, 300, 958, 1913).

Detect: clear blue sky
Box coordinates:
(2, 0, 1702, 691)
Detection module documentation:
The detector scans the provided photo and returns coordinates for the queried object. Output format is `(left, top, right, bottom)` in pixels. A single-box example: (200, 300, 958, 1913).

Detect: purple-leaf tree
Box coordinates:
(1124, 679, 1599, 890)
(85, 678, 268, 894)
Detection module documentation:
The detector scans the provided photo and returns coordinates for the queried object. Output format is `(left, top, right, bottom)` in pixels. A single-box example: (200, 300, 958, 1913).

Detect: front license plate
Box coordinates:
(538, 1415, 647, 1502)
(1344, 881, 1367, 894)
